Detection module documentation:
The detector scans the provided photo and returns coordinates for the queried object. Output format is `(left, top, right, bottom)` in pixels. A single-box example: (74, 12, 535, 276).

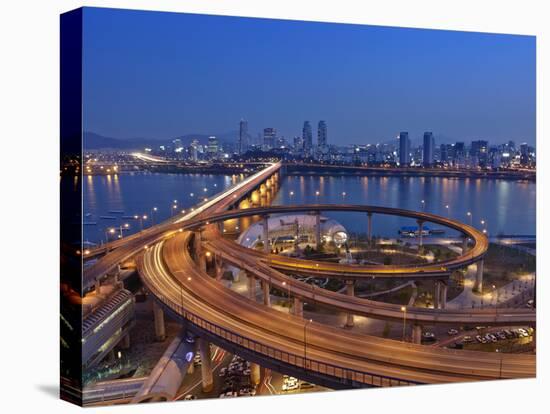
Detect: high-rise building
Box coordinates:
(207, 136, 219, 159)
(440, 144, 449, 163)
(520, 143, 530, 166)
(399, 132, 410, 166)
(317, 120, 327, 150)
(471, 140, 488, 167)
(303, 121, 313, 157)
(293, 136, 304, 154)
(238, 119, 248, 155)
(189, 139, 200, 162)
(263, 128, 276, 150)
(422, 132, 435, 167)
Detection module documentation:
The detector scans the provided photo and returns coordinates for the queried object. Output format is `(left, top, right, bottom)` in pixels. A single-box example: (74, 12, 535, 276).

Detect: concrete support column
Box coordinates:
(247, 273, 256, 301)
(474, 259, 484, 293)
(262, 215, 270, 253)
(121, 333, 131, 350)
(440, 282, 448, 309)
(412, 325, 422, 344)
(367, 213, 373, 246)
(215, 257, 224, 281)
(293, 297, 303, 318)
(417, 220, 424, 248)
(187, 361, 195, 374)
(462, 236, 469, 254)
(153, 302, 166, 341)
(195, 230, 206, 272)
(198, 338, 213, 393)
(345, 280, 355, 327)
(315, 212, 321, 250)
(250, 363, 261, 385)
(262, 280, 271, 307)
(434, 281, 441, 309)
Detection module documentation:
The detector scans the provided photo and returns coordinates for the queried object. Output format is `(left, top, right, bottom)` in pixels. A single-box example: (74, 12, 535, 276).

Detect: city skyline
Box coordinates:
(83, 8, 536, 145)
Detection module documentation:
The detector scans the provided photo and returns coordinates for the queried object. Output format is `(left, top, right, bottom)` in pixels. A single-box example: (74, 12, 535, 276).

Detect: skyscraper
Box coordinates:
(317, 120, 327, 150)
(303, 121, 313, 157)
(263, 128, 276, 150)
(207, 136, 219, 159)
(238, 119, 248, 155)
(471, 140, 488, 167)
(399, 132, 410, 166)
(423, 132, 435, 167)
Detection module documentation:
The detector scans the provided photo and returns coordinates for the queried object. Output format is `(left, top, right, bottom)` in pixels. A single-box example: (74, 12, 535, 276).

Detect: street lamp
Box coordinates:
(118, 222, 129, 239)
(151, 206, 158, 225)
(304, 318, 312, 370)
(401, 306, 407, 342)
(467, 211, 472, 226)
(105, 227, 116, 243)
(421, 200, 425, 211)
(445, 204, 450, 218)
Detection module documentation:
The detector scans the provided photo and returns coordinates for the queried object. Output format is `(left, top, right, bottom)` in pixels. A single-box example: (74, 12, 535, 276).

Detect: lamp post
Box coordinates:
(118, 223, 129, 239)
(151, 207, 158, 225)
(467, 211, 472, 226)
(421, 199, 425, 211)
(445, 204, 450, 218)
(105, 227, 116, 243)
(304, 319, 312, 371)
(142, 215, 148, 230)
(401, 306, 407, 342)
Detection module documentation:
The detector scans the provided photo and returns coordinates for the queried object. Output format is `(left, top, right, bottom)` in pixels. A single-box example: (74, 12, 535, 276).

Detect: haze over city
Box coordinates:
(82, 8, 536, 145)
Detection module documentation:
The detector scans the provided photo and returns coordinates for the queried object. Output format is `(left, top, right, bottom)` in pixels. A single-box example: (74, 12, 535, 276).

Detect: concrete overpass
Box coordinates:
(136, 232, 535, 389)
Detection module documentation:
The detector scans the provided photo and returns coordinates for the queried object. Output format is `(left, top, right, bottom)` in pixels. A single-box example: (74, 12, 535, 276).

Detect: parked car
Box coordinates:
(447, 329, 458, 336)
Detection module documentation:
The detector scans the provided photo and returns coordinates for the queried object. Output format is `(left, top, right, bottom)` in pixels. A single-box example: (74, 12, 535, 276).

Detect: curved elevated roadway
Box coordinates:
(203, 232, 536, 326)
(187, 203, 490, 278)
(137, 232, 535, 388)
(82, 162, 281, 291)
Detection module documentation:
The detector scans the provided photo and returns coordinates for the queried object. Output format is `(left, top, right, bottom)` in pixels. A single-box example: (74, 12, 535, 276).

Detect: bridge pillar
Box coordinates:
(247, 273, 257, 301)
(412, 325, 422, 344)
(260, 184, 267, 197)
(345, 280, 355, 328)
(251, 191, 260, 206)
(462, 236, 469, 254)
(187, 361, 195, 374)
(153, 301, 166, 342)
(293, 297, 303, 317)
(367, 212, 373, 246)
(194, 230, 207, 272)
(439, 282, 448, 309)
(315, 212, 321, 250)
(262, 215, 270, 253)
(417, 219, 424, 249)
(198, 338, 214, 392)
(215, 257, 224, 281)
(250, 363, 261, 385)
(474, 259, 484, 293)
(262, 280, 271, 307)
(121, 333, 131, 350)
(434, 281, 441, 309)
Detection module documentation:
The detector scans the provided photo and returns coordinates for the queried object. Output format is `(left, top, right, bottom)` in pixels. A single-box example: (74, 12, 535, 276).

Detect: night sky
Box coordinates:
(82, 7, 536, 145)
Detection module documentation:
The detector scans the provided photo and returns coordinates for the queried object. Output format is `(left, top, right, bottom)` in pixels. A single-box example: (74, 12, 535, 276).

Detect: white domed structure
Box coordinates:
(237, 214, 348, 250)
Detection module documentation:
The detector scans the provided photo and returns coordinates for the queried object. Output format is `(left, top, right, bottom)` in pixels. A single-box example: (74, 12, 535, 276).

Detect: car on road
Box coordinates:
(447, 329, 458, 336)
(422, 332, 436, 342)
(183, 394, 196, 400)
(462, 335, 474, 343)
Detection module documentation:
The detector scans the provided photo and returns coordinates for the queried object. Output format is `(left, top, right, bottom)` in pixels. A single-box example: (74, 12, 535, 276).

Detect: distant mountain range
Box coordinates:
(83, 131, 238, 150)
